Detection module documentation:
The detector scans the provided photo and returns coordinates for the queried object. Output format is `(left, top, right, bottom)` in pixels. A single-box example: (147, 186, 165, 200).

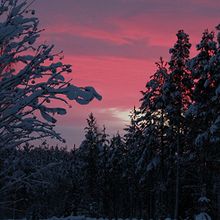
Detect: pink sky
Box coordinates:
(34, 0, 220, 147)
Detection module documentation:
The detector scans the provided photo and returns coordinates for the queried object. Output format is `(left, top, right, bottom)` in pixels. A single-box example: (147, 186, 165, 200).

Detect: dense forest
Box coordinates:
(0, 1, 220, 220)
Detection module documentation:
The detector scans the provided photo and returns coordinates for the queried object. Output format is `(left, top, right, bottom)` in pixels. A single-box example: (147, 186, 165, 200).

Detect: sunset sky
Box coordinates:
(34, 0, 220, 147)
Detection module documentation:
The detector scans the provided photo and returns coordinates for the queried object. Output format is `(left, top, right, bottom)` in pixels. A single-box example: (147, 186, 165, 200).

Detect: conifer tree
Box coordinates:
(97, 126, 111, 217)
(139, 58, 170, 218)
(78, 113, 102, 216)
(188, 27, 220, 218)
(166, 30, 192, 219)
(108, 133, 126, 219)
(124, 108, 144, 218)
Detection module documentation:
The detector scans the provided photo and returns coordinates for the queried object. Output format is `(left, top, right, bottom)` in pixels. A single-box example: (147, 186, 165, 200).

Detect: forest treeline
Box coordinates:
(1, 28, 220, 219)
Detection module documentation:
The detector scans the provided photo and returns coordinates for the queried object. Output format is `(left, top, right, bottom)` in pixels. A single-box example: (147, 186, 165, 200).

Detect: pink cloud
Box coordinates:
(44, 22, 131, 45)
(63, 55, 155, 107)
(111, 13, 220, 48)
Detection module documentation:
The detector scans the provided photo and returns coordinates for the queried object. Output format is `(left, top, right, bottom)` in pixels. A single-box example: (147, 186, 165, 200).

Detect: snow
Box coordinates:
(195, 132, 208, 147)
(198, 196, 210, 203)
(6, 217, 143, 220)
(147, 156, 160, 171)
(0, 0, 102, 147)
(11, 2, 26, 16)
(195, 212, 211, 220)
(215, 85, 220, 96)
(186, 104, 198, 116)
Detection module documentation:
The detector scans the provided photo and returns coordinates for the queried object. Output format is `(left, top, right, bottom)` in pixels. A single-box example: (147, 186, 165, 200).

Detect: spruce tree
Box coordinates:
(78, 113, 102, 217)
(188, 27, 220, 218)
(166, 30, 192, 219)
(139, 58, 171, 218)
(124, 107, 145, 218)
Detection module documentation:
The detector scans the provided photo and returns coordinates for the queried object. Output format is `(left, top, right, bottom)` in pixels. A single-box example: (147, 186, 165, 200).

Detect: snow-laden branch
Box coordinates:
(0, 0, 102, 148)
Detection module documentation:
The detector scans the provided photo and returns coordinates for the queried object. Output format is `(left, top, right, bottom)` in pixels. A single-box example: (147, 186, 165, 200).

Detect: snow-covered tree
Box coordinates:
(107, 132, 126, 218)
(0, 0, 102, 149)
(97, 126, 111, 217)
(123, 108, 146, 218)
(138, 58, 170, 219)
(77, 113, 103, 216)
(1, 6, 219, 218)
(187, 27, 220, 219)
(187, 29, 217, 151)
(165, 30, 193, 219)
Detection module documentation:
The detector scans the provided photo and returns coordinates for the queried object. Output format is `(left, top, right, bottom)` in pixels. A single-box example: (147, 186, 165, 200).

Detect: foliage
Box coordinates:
(1, 4, 220, 218)
(0, 0, 102, 148)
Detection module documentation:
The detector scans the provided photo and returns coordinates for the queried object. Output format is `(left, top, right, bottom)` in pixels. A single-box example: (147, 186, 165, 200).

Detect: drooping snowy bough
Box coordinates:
(0, 0, 102, 148)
